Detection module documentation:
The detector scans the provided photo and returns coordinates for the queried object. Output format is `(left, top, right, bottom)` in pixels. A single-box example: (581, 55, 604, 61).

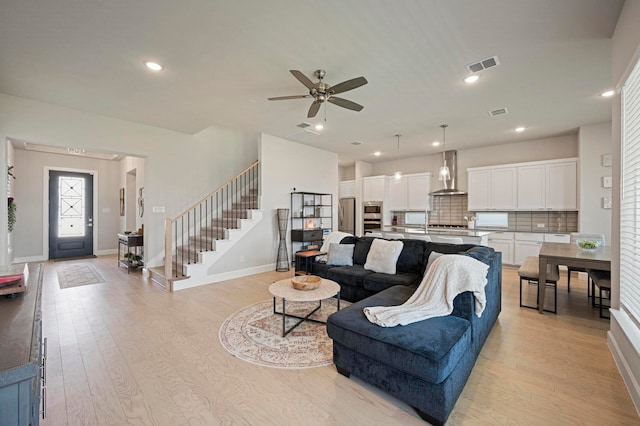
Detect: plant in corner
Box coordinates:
(8, 197, 16, 232)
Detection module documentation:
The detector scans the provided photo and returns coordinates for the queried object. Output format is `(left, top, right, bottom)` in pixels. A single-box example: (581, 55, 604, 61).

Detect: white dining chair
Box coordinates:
(365, 232, 383, 238)
(385, 233, 405, 239)
(407, 235, 432, 242)
(433, 236, 464, 244)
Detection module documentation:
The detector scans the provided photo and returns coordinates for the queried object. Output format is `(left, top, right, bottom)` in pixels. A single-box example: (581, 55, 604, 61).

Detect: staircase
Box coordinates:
(150, 160, 261, 291)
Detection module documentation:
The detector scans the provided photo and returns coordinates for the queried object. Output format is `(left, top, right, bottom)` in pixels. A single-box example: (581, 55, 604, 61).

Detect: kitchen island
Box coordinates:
(373, 226, 492, 245)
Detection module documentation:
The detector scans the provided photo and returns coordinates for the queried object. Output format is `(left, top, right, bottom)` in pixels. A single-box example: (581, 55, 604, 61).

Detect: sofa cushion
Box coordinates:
(363, 272, 420, 293)
(327, 264, 374, 289)
(310, 260, 333, 278)
(327, 243, 354, 266)
(395, 239, 428, 275)
(327, 285, 472, 384)
(353, 237, 374, 265)
(364, 239, 404, 274)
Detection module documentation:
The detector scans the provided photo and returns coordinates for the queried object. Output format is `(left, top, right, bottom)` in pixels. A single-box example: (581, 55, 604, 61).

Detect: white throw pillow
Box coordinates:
(364, 239, 404, 274)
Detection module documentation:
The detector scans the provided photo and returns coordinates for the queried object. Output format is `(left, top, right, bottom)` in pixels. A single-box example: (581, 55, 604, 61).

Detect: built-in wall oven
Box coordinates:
(363, 201, 383, 232)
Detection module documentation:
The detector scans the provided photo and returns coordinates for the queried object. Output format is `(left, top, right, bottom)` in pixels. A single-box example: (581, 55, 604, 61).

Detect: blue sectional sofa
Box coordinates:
(314, 237, 502, 425)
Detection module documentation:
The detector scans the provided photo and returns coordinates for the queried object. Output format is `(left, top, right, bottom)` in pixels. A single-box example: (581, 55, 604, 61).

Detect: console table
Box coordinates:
(117, 233, 144, 273)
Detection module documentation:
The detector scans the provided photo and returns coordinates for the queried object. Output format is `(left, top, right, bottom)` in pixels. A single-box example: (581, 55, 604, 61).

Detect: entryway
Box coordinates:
(48, 170, 94, 259)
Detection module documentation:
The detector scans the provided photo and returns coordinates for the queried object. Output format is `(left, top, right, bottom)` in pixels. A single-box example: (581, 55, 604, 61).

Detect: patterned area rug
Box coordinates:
(219, 298, 347, 369)
(57, 263, 105, 289)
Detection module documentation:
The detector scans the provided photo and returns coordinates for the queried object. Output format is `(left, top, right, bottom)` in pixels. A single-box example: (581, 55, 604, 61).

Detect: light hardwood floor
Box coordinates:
(39, 256, 638, 425)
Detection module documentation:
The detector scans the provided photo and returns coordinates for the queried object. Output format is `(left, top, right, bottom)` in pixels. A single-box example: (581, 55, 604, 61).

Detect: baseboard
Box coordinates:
(95, 249, 118, 256)
(13, 255, 48, 263)
(173, 263, 277, 291)
(608, 309, 640, 417)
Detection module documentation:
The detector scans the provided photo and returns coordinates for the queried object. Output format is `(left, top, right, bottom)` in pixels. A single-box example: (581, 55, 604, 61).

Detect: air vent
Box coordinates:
(489, 107, 509, 117)
(296, 122, 311, 128)
(351, 141, 363, 146)
(465, 55, 500, 73)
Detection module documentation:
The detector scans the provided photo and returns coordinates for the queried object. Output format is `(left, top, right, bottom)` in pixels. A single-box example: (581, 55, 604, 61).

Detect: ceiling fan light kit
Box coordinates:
(268, 69, 368, 118)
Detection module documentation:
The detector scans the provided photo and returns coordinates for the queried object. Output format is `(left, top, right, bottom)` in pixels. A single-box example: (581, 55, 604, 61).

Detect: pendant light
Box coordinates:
(438, 124, 451, 186)
(394, 134, 402, 181)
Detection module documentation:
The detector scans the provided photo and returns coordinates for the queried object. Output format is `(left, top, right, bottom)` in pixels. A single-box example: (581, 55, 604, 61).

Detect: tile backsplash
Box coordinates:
(393, 193, 579, 233)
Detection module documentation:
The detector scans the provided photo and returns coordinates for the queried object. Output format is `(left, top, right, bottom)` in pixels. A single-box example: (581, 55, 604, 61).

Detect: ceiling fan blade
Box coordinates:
(330, 76, 368, 95)
(290, 70, 315, 89)
(268, 95, 310, 101)
(327, 96, 364, 112)
(307, 101, 321, 118)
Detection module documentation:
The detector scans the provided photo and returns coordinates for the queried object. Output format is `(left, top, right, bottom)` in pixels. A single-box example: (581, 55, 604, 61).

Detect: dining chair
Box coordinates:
(385, 233, 405, 239)
(365, 232, 383, 238)
(407, 235, 432, 242)
(588, 270, 611, 319)
(518, 256, 559, 314)
(433, 236, 464, 244)
(568, 233, 605, 294)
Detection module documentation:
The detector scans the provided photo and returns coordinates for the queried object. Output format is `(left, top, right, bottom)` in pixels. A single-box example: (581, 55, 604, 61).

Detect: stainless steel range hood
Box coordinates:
(430, 150, 466, 196)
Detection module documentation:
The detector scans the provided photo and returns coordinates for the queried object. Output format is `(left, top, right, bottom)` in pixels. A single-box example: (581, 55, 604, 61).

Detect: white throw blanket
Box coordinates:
(317, 231, 353, 262)
(363, 254, 489, 327)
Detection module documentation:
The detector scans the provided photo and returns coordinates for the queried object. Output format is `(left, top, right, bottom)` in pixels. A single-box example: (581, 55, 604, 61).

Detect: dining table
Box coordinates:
(537, 242, 612, 314)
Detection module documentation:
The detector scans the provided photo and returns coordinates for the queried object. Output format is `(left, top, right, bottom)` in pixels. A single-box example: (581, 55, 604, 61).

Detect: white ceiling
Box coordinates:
(0, 0, 623, 166)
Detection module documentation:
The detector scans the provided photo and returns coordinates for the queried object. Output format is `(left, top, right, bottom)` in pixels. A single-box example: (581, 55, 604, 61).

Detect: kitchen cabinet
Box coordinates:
(467, 168, 517, 211)
(517, 160, 577, 210)
(388, 173, 432, 211)
(514, 233, 544, 265)
(487, 232, 515, 265)
(339, 180, 356, 199)
(363, 176, 387, 202)
(407, 173, 431, 210)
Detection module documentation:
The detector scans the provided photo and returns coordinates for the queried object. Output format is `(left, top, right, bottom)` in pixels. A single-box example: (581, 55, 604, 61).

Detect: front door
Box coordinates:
(49, 170, 94, 259)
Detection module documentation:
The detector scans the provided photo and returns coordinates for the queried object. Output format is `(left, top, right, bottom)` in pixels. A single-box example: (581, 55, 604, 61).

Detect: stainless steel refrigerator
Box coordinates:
(338, 198, 356, 234)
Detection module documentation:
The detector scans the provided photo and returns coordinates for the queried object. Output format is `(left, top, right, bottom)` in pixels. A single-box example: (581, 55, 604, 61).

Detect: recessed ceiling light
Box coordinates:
(463, 75, 480, 84)
(315, 123, 324, 130)
(601, 90, 615, 97)
(432, 141, 440, 147)
(515, 127, 525, 132)
(374, 151, 381, 156)
(144, 61, 163, 71)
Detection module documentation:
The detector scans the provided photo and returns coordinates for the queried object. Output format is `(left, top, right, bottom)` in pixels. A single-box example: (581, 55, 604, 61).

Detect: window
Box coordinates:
(620, 55, 640, 327)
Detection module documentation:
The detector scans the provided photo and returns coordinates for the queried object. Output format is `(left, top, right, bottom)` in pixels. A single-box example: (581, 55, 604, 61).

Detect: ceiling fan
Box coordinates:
(268, 69, 368, 118)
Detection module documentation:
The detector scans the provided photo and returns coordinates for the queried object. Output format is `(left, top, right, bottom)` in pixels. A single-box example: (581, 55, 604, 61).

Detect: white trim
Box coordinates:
(96, 249, 118, 256)
(172, 263, 276, 291)
(43, 166, 99, 258)
(609, 309, 640, 416)
(13, 255, 48, 263)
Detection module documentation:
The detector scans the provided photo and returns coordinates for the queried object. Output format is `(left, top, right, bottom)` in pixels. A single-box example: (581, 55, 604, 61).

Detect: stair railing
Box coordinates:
(164, 160, 260, 286)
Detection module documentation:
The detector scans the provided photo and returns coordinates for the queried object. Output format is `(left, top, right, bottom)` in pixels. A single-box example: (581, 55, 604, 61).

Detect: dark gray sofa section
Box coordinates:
(323, 238, 502, 425)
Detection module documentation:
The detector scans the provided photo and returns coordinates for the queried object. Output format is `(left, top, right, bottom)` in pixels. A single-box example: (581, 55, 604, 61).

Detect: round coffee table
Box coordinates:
(269, 277, 341, 337)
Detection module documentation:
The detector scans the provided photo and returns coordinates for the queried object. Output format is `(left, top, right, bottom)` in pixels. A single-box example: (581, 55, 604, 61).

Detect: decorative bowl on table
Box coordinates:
(291, 275, 321, 290)
(576, 239, 601, 251)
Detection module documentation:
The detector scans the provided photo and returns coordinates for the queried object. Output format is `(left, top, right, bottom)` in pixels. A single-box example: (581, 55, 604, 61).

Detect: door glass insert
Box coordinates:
(57, 176, 85, 237)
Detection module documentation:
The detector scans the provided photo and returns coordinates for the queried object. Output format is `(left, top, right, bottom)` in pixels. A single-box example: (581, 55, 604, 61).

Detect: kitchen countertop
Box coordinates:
(380, 226, 493, 238)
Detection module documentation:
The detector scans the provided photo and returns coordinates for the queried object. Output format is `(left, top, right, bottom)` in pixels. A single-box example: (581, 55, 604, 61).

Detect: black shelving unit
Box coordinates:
(290, 192, 333, 260)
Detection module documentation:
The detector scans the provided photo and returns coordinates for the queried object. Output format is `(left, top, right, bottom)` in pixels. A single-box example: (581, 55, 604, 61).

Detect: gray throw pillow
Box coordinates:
(327, 243, 355, 266)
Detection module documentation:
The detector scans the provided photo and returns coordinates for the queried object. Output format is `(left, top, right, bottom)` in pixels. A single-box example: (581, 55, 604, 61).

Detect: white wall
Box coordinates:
(578, 122, 612, 242)
(609, 0, 640, 415)
(0, 93, 259, 268)
(11, 149, 121, 260)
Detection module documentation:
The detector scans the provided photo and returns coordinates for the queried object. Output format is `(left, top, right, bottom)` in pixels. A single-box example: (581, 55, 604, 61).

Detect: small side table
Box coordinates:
(117, 233, 144, 273)
(294, 250, 325, 276)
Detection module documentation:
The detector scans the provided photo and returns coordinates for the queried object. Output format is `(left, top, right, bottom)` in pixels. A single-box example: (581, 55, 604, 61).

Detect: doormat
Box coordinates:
(57, 263, 105, 289)
(53, 255, 97, 262)
(219, 298, 348, 369)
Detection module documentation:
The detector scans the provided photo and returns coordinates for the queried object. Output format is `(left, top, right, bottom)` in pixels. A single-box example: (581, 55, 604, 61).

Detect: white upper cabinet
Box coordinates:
(362, 176, 387, 201)
(339, 180, 356, 198)
(469, 158, 577, 212)
(517, 160, 577, 210)
(388, 176, 407, 210)
(546, 161, 577, 210)
(388, 173, 431, 211)
(467, 170, 491, 210)
(468, 168, 516, 211)
(407, 173, 431, 210)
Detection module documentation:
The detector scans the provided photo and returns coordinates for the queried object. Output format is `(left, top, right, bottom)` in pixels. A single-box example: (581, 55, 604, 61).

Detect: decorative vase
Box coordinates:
(276, 208, 289, 271)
